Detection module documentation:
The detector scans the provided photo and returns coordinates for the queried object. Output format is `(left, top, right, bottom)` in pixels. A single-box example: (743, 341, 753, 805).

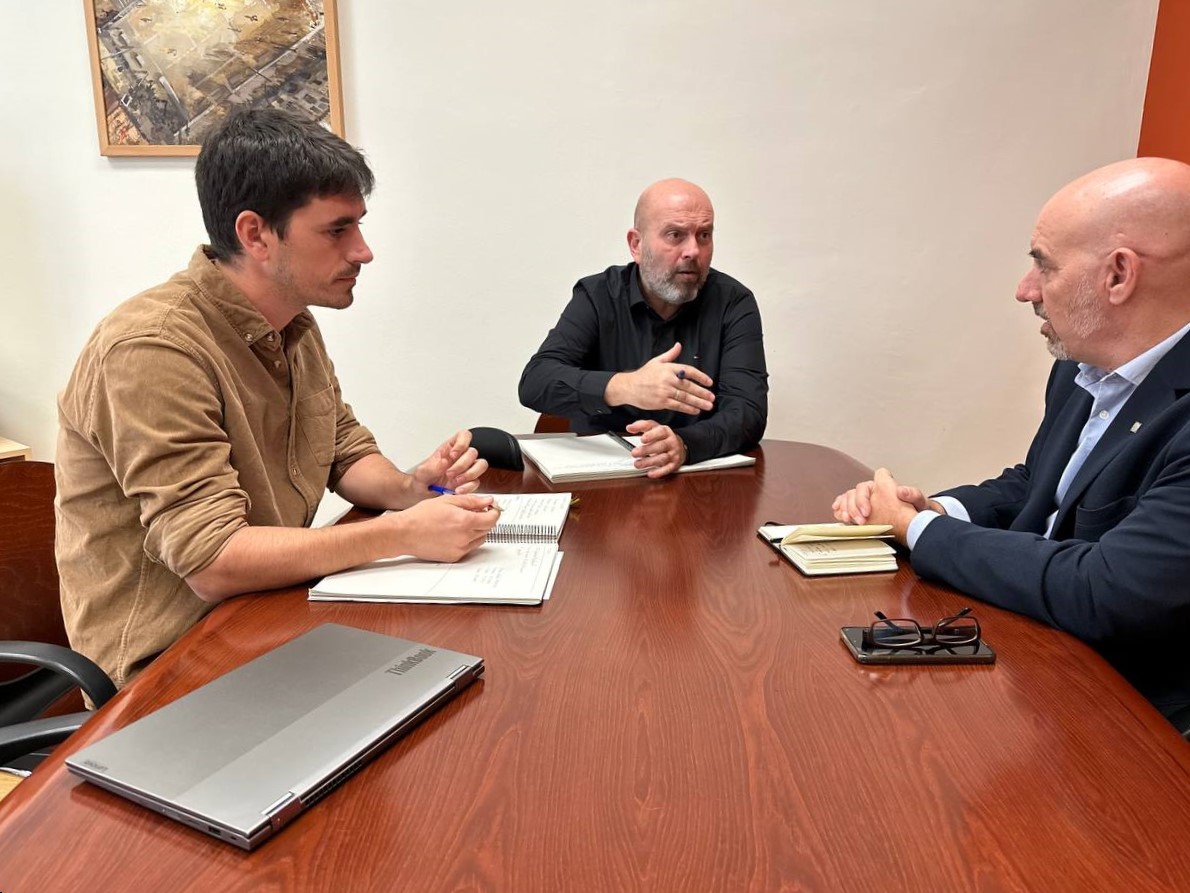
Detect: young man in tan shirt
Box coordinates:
(56, 110, 499, 687)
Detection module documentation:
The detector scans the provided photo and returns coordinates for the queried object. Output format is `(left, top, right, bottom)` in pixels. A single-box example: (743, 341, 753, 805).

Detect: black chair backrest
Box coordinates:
(468, 427, 524, 471)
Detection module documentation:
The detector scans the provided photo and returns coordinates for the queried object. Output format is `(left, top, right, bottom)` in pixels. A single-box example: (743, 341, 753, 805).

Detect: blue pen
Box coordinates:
(428, 484, 456, 495)
(676, 369, 686, 382)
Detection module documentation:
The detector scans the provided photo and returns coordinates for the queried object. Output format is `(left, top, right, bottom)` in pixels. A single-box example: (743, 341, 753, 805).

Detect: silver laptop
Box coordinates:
(66, 623, 484, 850)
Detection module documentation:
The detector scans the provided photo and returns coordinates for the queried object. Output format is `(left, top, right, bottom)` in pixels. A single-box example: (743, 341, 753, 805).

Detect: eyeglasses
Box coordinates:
(863, 607, 981, 652)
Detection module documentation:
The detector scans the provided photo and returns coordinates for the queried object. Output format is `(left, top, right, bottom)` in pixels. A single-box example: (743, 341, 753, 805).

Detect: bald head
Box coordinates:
(1020, 157, 1190, 369)
(634, 179, 714, 232)
(1041, 157, 1190, 264)
(627, 179, 716, 316)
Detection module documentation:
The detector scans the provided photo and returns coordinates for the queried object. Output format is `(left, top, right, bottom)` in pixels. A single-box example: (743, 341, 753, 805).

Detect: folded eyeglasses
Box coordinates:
(863, 607, 981, 652)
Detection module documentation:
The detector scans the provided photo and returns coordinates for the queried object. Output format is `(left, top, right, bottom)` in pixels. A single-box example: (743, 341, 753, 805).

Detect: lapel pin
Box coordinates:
(1130, 421, 1142, 433)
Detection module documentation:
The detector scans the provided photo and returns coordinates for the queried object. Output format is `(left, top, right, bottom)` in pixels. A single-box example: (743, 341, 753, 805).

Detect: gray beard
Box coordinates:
(1044, 335, 1072, 361)
(640, 264, 702, 306)
(1037, 274, 1103, 362)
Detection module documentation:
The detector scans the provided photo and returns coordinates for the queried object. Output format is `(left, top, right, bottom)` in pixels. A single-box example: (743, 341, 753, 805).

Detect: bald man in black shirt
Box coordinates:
(518, 179, 768, 477)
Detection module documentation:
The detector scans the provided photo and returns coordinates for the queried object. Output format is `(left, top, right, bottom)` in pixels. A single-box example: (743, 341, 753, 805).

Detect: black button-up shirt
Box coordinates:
(518, 263, 768, 464)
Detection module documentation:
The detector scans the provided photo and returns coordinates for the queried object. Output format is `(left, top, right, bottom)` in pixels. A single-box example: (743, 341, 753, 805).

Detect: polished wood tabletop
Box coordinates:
(3, 441, 1190, 892)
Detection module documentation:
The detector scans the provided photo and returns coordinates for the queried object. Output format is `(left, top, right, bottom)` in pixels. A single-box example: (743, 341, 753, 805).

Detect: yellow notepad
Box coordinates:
(776, 523, 892, 544)
(758, 523, 897, 576)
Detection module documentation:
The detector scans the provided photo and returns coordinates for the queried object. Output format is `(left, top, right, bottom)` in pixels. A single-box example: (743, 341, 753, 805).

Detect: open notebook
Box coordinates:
(310, 495, 572, 605)
(309, 543, 563, 605)
(518, 434, 755, 484)
(758, 523, 897, 576)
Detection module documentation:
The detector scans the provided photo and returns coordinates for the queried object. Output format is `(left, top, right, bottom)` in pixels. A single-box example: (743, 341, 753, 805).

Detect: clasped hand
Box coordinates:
(625, 419, 688, 478)
(607, 342, 715, 416)
(831, 468, 942, 543)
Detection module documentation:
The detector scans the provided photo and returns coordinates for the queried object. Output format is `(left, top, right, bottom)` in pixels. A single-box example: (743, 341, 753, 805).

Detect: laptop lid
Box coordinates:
(66, 623, 484, 850)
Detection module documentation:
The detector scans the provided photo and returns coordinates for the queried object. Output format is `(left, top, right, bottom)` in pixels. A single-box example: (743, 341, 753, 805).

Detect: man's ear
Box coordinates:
(627, 228, 642, 263)
(1106, 248, 1140, 306)
(233, 210, 274, 262)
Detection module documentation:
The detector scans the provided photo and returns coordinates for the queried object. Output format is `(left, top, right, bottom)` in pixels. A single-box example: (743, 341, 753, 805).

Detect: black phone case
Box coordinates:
(840, 627, 996, 664)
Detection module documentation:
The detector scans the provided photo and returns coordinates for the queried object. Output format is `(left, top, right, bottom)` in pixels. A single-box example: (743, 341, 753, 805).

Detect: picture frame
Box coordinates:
(82, 0, 345, 157)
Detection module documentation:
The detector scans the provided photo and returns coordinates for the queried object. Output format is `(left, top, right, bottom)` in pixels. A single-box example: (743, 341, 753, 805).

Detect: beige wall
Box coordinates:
(0, 1, 1158, 500)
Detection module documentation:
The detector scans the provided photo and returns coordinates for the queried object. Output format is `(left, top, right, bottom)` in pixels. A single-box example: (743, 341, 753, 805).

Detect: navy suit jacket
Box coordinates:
(913, 331, 1190, 717)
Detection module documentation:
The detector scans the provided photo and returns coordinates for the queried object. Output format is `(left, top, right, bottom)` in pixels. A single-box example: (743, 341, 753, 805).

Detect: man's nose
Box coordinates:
(350, 232, 374, 265)
(1015, 268, 1039, 304)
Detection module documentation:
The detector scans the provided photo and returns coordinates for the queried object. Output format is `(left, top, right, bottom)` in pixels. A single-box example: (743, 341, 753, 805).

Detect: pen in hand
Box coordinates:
(608, 431, 636, 453)
(429, 484, 502, 513)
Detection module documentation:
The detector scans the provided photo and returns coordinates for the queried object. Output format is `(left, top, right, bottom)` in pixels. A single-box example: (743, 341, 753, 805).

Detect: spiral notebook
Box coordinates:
(486, 493, 572, 543)
(307, 494, 571, 606)
(308, 543, 564, 605)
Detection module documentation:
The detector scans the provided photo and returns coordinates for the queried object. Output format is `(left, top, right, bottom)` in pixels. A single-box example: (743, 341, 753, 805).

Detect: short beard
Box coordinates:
(1038, 274, 1105, 362)
(639, 246, 705, 306)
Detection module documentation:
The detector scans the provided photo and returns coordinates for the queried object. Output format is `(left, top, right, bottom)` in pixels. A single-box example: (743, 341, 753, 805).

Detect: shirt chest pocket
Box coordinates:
(296, 386, 336, 466)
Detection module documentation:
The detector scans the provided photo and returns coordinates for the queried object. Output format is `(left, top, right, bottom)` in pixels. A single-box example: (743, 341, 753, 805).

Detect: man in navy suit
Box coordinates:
(832, 157, 1190, 724)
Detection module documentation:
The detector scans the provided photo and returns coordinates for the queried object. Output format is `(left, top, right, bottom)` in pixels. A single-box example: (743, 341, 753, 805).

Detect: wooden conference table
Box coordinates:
(3, 440, 1190, 892)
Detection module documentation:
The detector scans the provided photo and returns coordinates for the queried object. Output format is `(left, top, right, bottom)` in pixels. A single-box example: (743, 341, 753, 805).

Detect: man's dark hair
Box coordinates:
(195, 108, 375, 261)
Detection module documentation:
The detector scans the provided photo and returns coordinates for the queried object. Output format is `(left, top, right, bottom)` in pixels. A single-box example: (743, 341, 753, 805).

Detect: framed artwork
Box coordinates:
(83, 0, 344, 157)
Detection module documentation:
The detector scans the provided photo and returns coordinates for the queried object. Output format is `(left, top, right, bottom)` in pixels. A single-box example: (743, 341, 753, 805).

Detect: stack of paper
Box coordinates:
(308, 542, 563, 605)
(518, 434, 755, 484)
(758, 523, 897, 576)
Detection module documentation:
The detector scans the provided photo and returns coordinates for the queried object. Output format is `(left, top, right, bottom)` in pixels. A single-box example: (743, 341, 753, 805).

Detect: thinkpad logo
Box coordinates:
(386, 647, 436, 676)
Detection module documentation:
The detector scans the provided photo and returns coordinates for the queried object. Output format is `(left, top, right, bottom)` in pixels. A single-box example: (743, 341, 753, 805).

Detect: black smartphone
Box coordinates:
(840, 627, 996, 664)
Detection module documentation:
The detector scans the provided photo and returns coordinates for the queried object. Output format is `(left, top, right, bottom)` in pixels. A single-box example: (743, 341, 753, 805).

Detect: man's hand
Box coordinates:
(409, 430, 488, 498)
(831, 468, 946, 543)
(604, 342, 715, 416)
(388, 494, 500, 562)
(185, 492, 502, 602)
(625, 419, 688, 478)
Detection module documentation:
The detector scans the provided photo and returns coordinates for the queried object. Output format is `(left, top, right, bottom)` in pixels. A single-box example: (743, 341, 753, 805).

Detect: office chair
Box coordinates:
(468, 427, 524, 471)
(533, 414, 570, 434)
(1166, 704, 1190, 741)
(0, 461, 116, 787)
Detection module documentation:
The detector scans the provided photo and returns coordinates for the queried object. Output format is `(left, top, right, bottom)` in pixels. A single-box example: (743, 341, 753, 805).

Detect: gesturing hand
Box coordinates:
(604, 342, 715, 415)
(410, 429, 488, 497)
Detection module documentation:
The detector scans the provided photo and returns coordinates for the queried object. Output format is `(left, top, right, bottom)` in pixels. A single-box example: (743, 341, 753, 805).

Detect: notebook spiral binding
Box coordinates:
(486, 525, 555, 543)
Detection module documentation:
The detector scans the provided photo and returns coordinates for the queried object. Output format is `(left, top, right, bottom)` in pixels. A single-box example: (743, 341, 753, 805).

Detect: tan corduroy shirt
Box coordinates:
(56, 247, 379, 687)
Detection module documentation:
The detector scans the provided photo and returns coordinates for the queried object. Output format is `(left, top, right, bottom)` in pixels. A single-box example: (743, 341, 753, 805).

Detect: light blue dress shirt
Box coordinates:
(906, 321, 1190, 549)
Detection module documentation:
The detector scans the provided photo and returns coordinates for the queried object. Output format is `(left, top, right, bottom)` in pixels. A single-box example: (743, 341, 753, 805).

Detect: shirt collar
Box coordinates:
(628, 264, 649, 310)
(1076, 320, 1190, 389)
(188, 246, 314, 344)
